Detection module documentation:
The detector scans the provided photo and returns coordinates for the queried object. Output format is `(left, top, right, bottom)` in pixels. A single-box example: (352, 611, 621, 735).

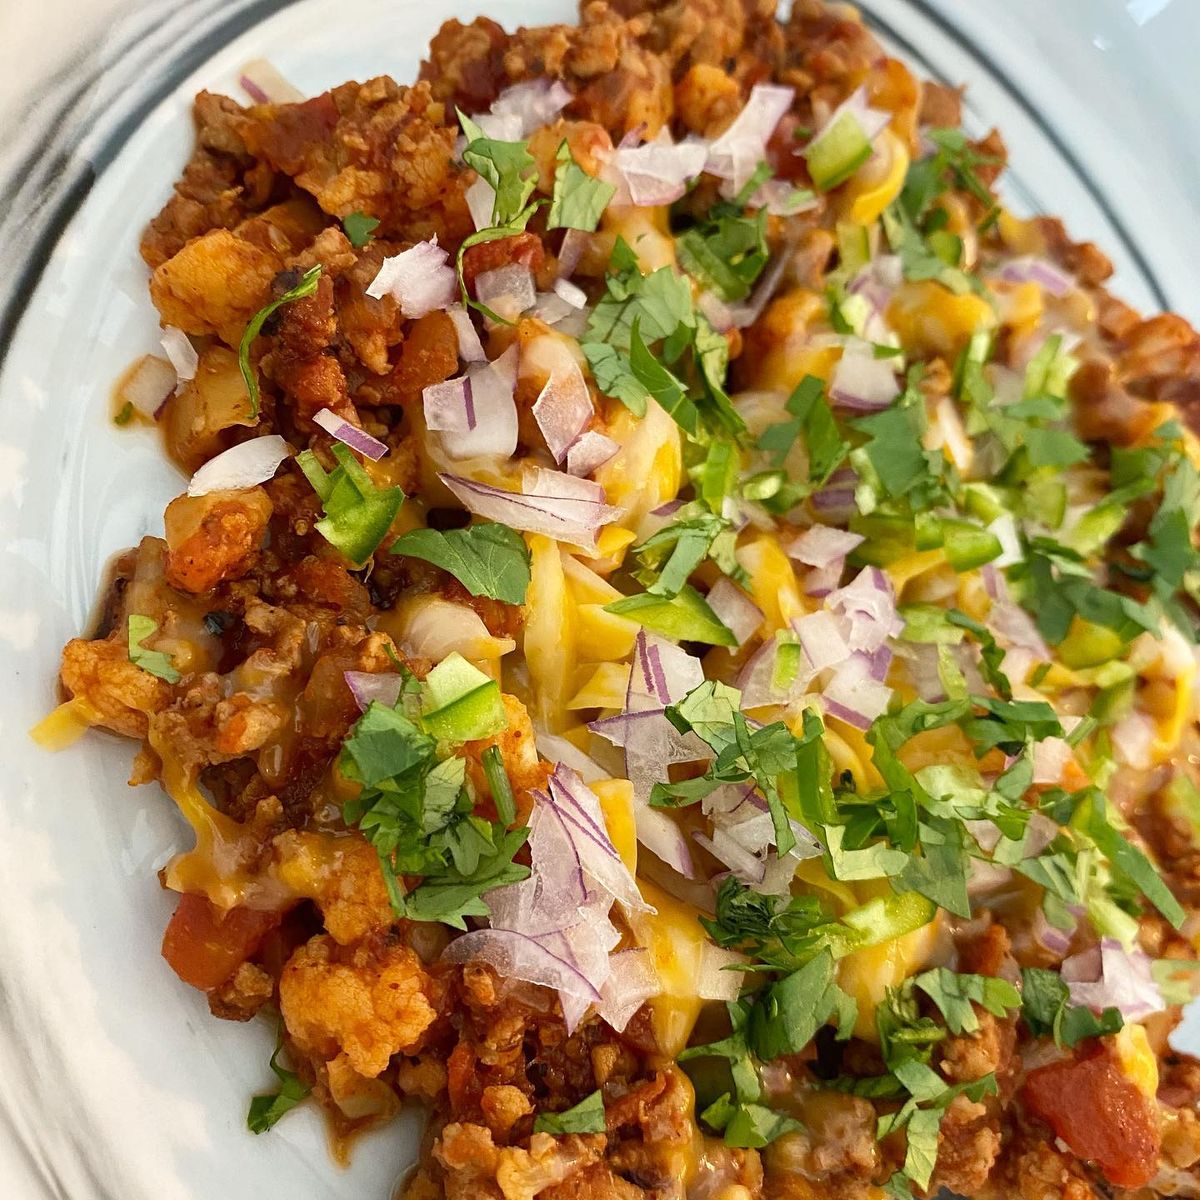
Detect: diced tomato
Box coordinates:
(161, 893, 282, 991)
(461, 232, 545, 294)
(1021, 1044, 1160, 1188)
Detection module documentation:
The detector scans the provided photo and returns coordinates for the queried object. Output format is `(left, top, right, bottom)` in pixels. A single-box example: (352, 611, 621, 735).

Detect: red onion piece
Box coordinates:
(474, 263, 537, 322)
(995, 256, 1074, 298)
(811, 467, 860, 524)
(612, 133, 709, 206)
(830, 339, 900, 411)
(160, 326, 197, 383)
(566, 431, 619, 478)
(439, 470, 618, 552)
(534, 730, 608, 783)
(424, 345, 519, 460)
(707, 83, 795, 195)
(344, 671, 404, 712)
(1032, 907, 1073, 957)
(486, 78, 573, 139)
(804, 562, 844, 598)
(1032, 736, 1076, 786)
(698, 291, 735, 333)
(636, 807, 695, 878)
(533, 357, 593, 463)
(787, 526, 864, 568)
(119, 355, 177, 418)
(694, 828, 766, 884)
(596, 949, 659, 1032)
(238, 59, 305, 105)
(628, 631, 704, 710)
(728, 239, 795, 329)
(552, 277, 588, 309)
(705, 578, 764, 647)
(1063, 938, 1165, 1020)
(465, 177, 496, 232)
(312, 407, 388, 461)
(743, 178, 819, 216)
(446, 304, 486, 363)
(366, 237, 457, 317)
(828, 567, 904, 652)
(793, 609, 851, 672)
(441, 929, 603, 1003)
(821, 652, 892, 730)
(556, 229, 589, 280)
(187, 435, 291, 497)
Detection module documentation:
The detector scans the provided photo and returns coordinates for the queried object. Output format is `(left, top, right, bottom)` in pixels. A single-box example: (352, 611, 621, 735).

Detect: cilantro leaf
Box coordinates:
(1020, 967, 1123, 1046)
(533, 1089, 607, 1134)
(629, 318, 701, 436)
(756, 374, 848, 488)
(391, 523, 530, 604)
(676, 207, 768, 303)
(296, 443, 404, 566)
(548, 141, 615, 232)
(239, 264, 322, 417)
(912, 968, 1020, 1035)
(458, 111, 537, 226)
(247, 1028, 310, 1133)
(127, 614, 181, 683)
(342, 211, 380, 248)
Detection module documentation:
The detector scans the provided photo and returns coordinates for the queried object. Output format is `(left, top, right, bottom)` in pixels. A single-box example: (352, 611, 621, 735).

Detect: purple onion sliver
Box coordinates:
(343, 670, 405, 712)
(823, 697, 872, 731)
(240, 75, 270, 104)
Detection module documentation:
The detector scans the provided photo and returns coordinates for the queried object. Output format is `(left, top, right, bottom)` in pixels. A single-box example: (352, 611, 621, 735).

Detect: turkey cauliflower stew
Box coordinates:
(36, 1, 1200, 1197)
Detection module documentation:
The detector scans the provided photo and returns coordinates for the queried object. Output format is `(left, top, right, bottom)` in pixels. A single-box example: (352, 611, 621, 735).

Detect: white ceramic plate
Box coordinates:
(1, 2, 1197, 1197)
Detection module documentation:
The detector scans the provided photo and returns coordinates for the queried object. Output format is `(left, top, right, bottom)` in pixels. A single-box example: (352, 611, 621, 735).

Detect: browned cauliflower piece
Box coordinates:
(280, 933, 436, 1078)
(60, 636, 173, 738)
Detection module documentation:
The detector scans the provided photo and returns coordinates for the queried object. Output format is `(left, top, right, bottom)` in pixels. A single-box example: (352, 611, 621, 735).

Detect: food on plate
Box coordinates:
(41, 1, 1200, 1196)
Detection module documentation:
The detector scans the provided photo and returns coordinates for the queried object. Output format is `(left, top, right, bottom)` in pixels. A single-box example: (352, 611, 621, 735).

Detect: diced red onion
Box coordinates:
(830, 339, 900, 411)
(535, 730, 608, 783)
(533, 358, 593, 463)
(556, 229, 589, 280)
(742, 178, 819, 217)
(187, 435, 291, 497)
(788, 526, 864, 569)
(440, 469, 618, 552)
(238, 58, 305, 105)
(566, 431, 619, 478)
(981, 563, 1002, 601)
(446, 304, 486, 363)
(487, 78, 573, 139)
(811, 467, 860, 523)
(119, 354, 176, 418)
(1113, 711, 1156, 770)
(397, 598, 511, 662)
(552, 277, 588, 309)
(1063, 938, 1165, 1021)
(160, 326, 197, 383)
(627, 631, 704, 711)
(424, 345, 519, 460)
(367, 237, 457, 317)
(821, 652, 892, 730)
(736, 637, 789, 710)
(465, 177, 496, 232)
(590, 708, 708, 763)
(996, 256, 1074, 298)
(828, 567, 904, 652)
(804, 562, 843, 598)
(312, 407, 388, 461)
(1032, 736, 1076, 786)
(1032, 907, 1073, 957)
(548, 766, 651, 913)
(441, 929, 603, 1004)
(344, 671, 404, 712)
(705, 579, 763, 647)
(794, 610, 852, 672)
(707, 83, 795, 195)
(612, 133, 708, 206)
(596, 948, 659, 1032)
(694, 827, 766, 884)
(474, 263, 537, 322)
(635, 807, 695, 878)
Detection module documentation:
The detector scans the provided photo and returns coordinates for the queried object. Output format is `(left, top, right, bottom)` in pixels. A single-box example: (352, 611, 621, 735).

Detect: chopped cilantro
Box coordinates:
(247, 1027, 311, 1133)
(127, 614, 181, 683)
(239, 264, 322, 417)
(756, 374, 848, 489)
(548, 141, 615, 232)
(1020, 966, 1123, 1046)
(390, 522, 531, 604)
(676, 207, 768, 303)
(113, 400, 134, 426)
(533, 1089, 606, 1134)
(342, 211, 380, 248)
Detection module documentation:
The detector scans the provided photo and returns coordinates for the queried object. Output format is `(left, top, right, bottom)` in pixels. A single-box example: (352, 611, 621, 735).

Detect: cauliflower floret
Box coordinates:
(60, 636, 173, 738)
(163, 486, 273, 594)
(272, 830, 396, 944)
(280, 933, 435, 1077)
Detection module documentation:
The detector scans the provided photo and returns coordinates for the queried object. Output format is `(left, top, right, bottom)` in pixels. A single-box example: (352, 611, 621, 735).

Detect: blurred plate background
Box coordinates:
(0, 2, 1196, 1198)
